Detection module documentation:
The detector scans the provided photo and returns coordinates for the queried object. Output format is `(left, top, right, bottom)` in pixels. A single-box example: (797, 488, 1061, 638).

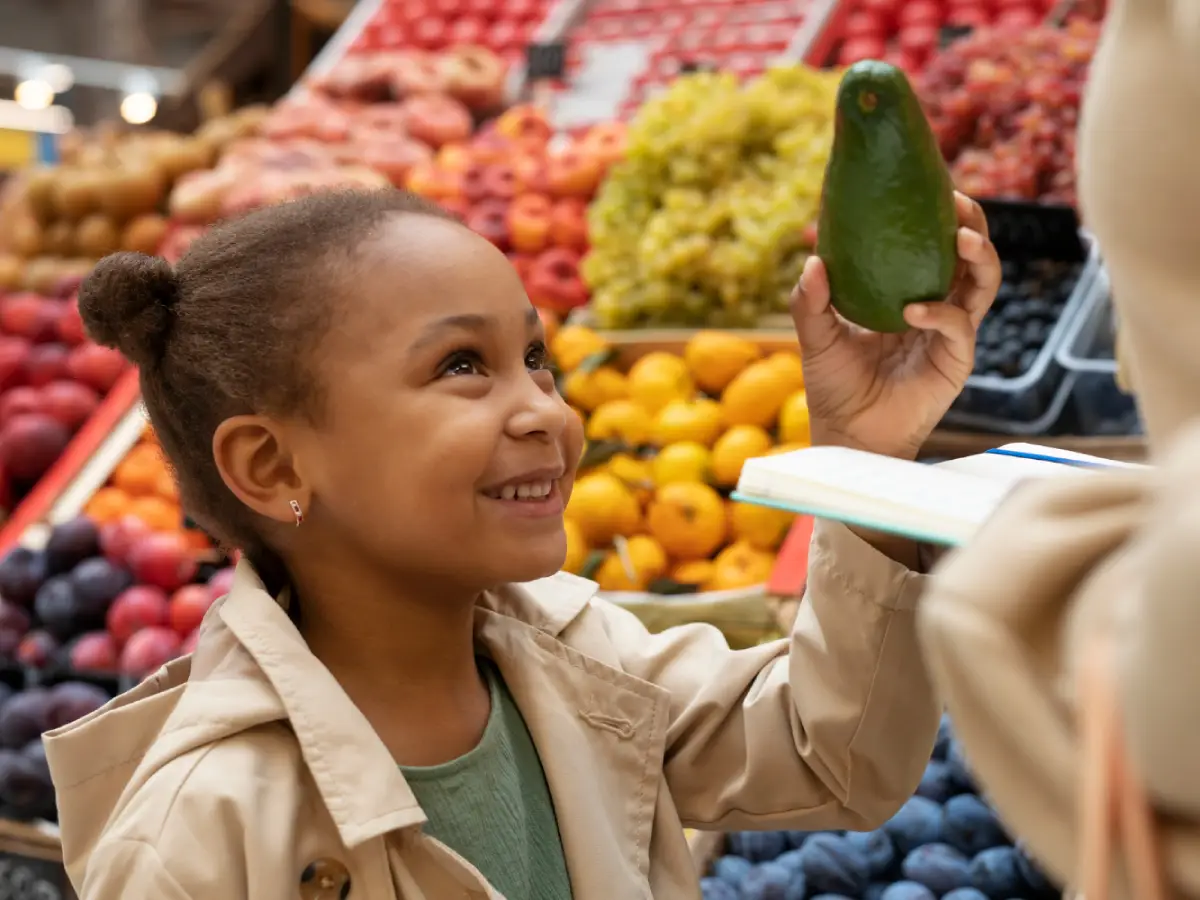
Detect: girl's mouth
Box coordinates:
(481, 480, 564, 518)
(482, 479, 554, 501)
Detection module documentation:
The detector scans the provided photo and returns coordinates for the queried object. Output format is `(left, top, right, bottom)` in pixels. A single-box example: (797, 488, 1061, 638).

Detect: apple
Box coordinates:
(506, 0, 541, 20)
(495, 105, 554, 144)
(99, 514, 153, 567)
(0, 336, 31, 390)
(206, 566, 236, 602)
(107, 585, 170, 646)
(839, 35, 888, 64)
(390, 50, 447, 96)
(546, 149, 604, 199)
(0, 387, 43, 426)
(844, 10, 888, 37)
(405, 162, 463, 200)
(66, 343, 128, 393)
(358, 137, 434, 188)
(22, 343, 69, 387)
(460, 163, 492, 205)
(898, 0, 943, 27)
(0, 294, 59, 343)
(54, 301, 86, 346)
(39, 380, 101, 429)
(402, 94, 474, 149)
(411, 17, 449, 50)
(899, 25, 940, 55)
(469, 129, 515, 165)
(69, 630, 119, 672)
(481, 163, 518, 201)
(119, 626, 182, 678)
(548, 199, 588, 251)
(506, 194, 553, 253)
(181, 629, 200, 656)
(449, 15, 489, 46)
(436, 143, 475, 172)
(127, 532, 199, 592)
(0, 412, 70, 481)
(465, 0, 501, 19)
(440, 46, 507, 112)
(432, 0, 467, 15)
(168, 584, 215, 637)
(465, 200, 512, 250)
(485, 19, 522, 53)
(525, 248, 588, 314)
(578, 123, 627, 170)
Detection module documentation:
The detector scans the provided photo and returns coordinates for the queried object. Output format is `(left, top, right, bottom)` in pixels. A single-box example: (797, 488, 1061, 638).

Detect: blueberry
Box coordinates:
(879, 881, 936, 900)
(739, 861, 792, 900)
(932, 713, 953, 761)
(916, 760, 957, 803)
(882, 796, 943, 856)
(775, 848, 804, 873)
(700, 876, 739, 900)
(943, 890, 988, 900)
(969, 846, 1025, 898)
(711, 854, 752, 886)
(843, 829, 896, 879)
(797, 833, 870, 896)
(727, 831, 788, 862)
(942, 794, 1009, 856)
(902, 842, 973, 894)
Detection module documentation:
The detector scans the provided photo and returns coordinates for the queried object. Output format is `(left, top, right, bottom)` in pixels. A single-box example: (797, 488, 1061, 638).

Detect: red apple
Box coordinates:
(69, 630, 119, 672)
(22, 342, 69, 387)
(548, 198, 588, 251)
(107, 585, 170, 646)
(0, 294, 58, 343)
(432, 0, 467, 16)
(206, 566, 236, 602)
(0, 387, 43, 426)
(507, 194, 553, 254)
(66, 343, 128, 393)
(465, 0, 501, 20)
(485, 19, 522, 53)
(449, 15, 488, 45)
(119, 626, 182, 678)
(181, 629, 200, 656)
(843, 10, 888, 37)
(0, 336, 32, 390)
(839, 35, 888, 64)
(40, 380, 101, 429)
(440, 45, 507, 112)
(127, 532, 198, 592)
(168, 584, 215, 637)
(411, 16, 449, 49)
(545, 149, 604, 199)
(54, 301, 87, 346)
(495, 105, 554, 144)
(465, 200, 511, 250)
(0, 413, 70, 481)
(99, 514, 153, 568)
(402, 94, 474, 148)
(525, 248, 588, 314)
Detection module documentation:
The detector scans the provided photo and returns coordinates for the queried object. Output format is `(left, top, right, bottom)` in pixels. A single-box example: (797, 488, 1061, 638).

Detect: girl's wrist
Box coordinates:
(810, 421, 922, 462)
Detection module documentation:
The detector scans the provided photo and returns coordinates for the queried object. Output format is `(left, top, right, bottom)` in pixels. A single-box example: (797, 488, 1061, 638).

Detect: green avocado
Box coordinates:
(816, 60, 958, 334)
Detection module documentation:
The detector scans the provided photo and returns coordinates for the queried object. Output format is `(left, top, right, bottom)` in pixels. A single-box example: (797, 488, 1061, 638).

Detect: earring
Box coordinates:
(289, 500, 304, 527)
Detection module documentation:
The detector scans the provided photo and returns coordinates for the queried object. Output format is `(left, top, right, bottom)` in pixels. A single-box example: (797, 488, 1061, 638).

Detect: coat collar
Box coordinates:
(215, 560, 599, 848)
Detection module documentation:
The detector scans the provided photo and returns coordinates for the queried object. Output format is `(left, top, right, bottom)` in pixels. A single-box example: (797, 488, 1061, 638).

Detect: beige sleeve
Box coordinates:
(79, 839, 195, 900)
(602, 520, 939, 832)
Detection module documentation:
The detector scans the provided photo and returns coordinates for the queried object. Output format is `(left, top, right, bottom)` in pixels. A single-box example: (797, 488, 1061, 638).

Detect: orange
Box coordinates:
(113, 443, 169, 496)
(645, 482, 726, 560)
(156, 471, 181, 502)
(181, 529, 213, 552)
(708, 541, 776, 590)
(84, 487, 132, 523)
(127, 495, 183, 532)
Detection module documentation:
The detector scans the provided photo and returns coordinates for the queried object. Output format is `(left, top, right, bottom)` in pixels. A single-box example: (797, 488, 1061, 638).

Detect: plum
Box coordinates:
(0, 547, 47, 607)
(67, 631, 119, 673)
(0, 688, 52, 748)
(0, 745, 54, 821)
(712, 855, 753, 886)
(916, 759, 957, 803)
(34, 575, 86, 642)
(739, 861, 792, 900)
(46, 681, 110, 729)
(15, 629, 58, 667)
(69, 557, 132, 611)
(728, 831, 788, 863)
(44, 516, 101, 575)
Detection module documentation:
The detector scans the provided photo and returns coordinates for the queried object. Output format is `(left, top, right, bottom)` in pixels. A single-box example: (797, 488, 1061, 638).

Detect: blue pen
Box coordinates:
(983, 447, 1116, 470)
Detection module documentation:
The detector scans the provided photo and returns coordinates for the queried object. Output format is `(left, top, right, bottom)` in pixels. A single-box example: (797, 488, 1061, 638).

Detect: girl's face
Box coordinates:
(295, 214, 583, 588)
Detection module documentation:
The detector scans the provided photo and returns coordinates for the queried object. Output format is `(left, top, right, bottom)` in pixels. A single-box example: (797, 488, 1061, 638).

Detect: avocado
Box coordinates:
(816, 60, 958, 333)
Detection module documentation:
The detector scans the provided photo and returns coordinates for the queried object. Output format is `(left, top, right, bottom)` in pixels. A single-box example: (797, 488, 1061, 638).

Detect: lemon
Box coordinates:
(671, 559, 716, 587)
(646, 482, 727, 560)
(778, 390, 812, 445)
(720, 357, 806, 429)
(651, 398, 724, 447)
(605, 453, 654, 504)
(627, 352, 695, 414)
(566, 472, 642, 545)
(594, 535, 669, 591)
(652, 441, 711, 486)
(729, 501, 794, 551)
(767, 350, 805, 383)
(767, 442, 808, 456)
(682, 330, 763, 394)
(563, 366, 628, 412)
(586, 400, 653, 445)
(562, 519, 588, 574)
(551, 325, 610, 373)
(710, 425, 774, 487)
(708, 540, 776, 590)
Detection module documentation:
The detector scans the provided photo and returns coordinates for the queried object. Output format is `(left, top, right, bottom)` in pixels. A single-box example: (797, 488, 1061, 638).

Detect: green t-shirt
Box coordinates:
(399, 658, 574, 900)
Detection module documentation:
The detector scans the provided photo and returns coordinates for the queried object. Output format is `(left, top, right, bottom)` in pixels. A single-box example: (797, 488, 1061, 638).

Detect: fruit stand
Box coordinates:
(0, 0, 1141, 893)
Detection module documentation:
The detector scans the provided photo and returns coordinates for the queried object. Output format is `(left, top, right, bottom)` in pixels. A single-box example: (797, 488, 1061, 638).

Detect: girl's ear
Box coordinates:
(212, 415, 309, 526)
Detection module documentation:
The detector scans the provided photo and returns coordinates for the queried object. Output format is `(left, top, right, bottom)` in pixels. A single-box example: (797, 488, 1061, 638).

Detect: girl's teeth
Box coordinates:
(496, 480, 552, 501)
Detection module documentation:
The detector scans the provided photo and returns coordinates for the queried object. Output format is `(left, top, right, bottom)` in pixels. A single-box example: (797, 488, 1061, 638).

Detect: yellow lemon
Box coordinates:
(682, 330, 763, 394)
(708, 540, 776, 590)
(767, 442, 808, 456)
(646, 482, 727, 560)
(562, 519, 588, 574)
(710, 425, 773, 487)
(778, 390, 812, 445)
(651, 398, 724, 447)
(563, 365, 628, 412)
(594, 535, 669, 591)
(605, 453, 654, 505)
(767, 350, 805, 383)
(586, 400, 653, 445)
(671, 559, 716, 586)
(720, 357, 806, 429)
(565, 472, 642, 545)
(729, 501, 794, 551)
(551, 325, 610, 373)
(652, 441, 711, 486)
(627, 352, 695, 414)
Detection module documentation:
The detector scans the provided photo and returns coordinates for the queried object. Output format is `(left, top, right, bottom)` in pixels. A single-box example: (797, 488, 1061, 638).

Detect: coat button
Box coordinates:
(300, 858, 351, 900)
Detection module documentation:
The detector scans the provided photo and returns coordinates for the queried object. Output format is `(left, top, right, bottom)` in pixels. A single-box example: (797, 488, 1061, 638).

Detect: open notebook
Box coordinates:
(732, 443, 1145, 547)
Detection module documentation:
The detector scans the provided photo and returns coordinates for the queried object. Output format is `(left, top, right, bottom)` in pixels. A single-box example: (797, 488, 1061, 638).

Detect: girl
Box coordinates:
(46, 186, 999, 899)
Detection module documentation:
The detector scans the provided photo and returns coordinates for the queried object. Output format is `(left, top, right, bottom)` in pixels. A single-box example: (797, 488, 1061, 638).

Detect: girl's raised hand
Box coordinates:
(790, 191, 1002, 460)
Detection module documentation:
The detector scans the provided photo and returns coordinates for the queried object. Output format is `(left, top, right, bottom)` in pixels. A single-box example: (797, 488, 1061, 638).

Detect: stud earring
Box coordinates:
(289, 500, 304, 527)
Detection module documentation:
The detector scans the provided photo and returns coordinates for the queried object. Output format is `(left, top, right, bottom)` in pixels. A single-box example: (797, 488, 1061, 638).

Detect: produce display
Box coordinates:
(0, 109, 265, 295)
(584, 66, 839, 329)
(167, 45, 509, 224)
(0, 515, 231, 681)
(818, 60, 957, 334)
(826, 0, 1056, 72)
(918, 21, 1099, 205)
(0, 287, 131, 512)
(701, 715, 1062, 900)
(555, 327, 808, 593)
(404, 104, 625, 315)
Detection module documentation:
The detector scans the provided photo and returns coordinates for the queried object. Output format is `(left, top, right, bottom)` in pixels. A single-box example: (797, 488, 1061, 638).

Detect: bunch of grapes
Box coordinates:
(583, 66, 840, 330)
(919, 21, 1100, 205)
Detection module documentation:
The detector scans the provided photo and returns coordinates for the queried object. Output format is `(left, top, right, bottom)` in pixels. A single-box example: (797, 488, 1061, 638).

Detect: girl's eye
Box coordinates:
(441, 350, 483, 377)
(525, 341, 550, 371)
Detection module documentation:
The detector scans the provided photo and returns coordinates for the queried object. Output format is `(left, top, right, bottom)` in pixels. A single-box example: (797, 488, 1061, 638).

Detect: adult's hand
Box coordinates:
(791, 192, 1002, 461)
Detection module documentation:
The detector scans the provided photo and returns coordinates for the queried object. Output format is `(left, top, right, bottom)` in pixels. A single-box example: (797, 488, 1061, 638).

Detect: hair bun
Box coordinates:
(78, 252, 179, 370)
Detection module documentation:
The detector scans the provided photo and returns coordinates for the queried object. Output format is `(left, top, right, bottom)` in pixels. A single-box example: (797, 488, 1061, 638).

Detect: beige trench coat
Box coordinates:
(45, 519, 939, 899)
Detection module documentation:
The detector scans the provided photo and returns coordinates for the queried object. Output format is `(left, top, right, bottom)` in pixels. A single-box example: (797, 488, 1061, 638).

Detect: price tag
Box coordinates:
(0, 130, 36, 171)
(939, 25, 973, 48)
(525, 42, 567, 81)
(978, 198, 1087, 263)
(0, 851, 75, 900)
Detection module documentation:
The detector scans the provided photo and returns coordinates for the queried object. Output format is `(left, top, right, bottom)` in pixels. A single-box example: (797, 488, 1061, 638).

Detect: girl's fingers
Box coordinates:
(954, 191, 990, 239)
(955, 225, 1003, 326)
(904, 301, 975, 369)
(789, 256, 843, 358)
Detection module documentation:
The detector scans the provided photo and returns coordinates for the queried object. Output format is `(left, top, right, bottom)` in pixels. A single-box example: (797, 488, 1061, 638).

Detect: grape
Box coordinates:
(584, 64, 840, 329)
